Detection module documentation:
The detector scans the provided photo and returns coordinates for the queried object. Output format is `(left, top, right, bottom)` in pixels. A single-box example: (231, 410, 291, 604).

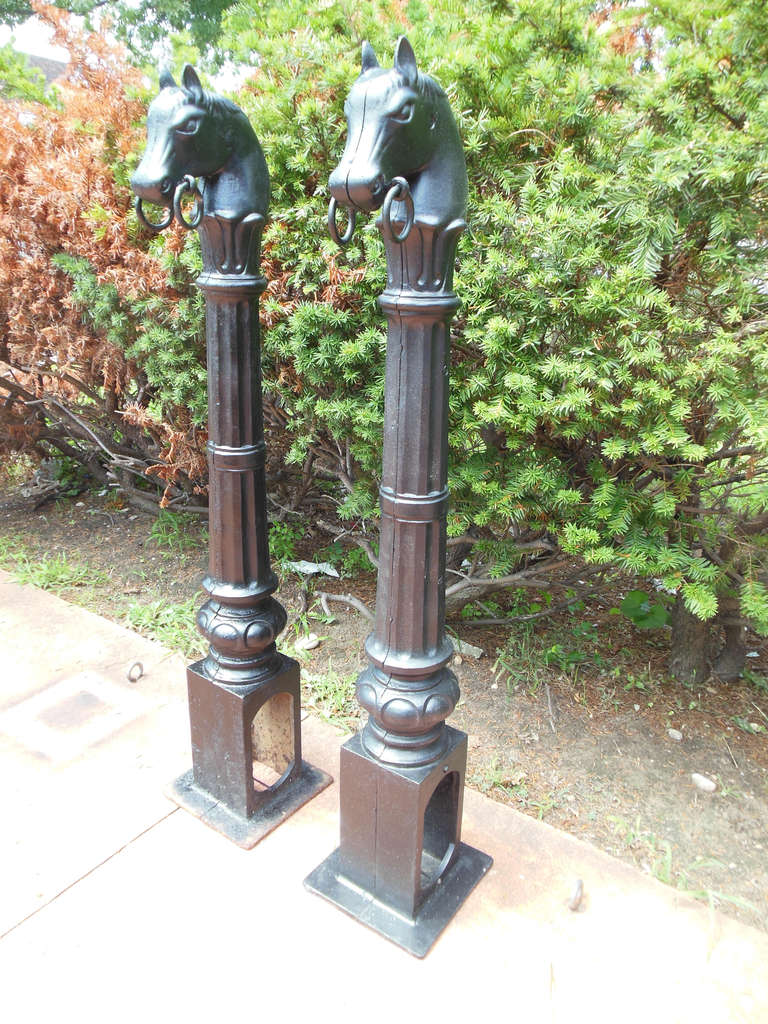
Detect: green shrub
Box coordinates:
(217, 0, 768, 672)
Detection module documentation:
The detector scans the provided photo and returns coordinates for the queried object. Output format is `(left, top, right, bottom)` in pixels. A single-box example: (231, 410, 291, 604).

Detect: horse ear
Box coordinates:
(361, 41, 379, 73)
(182, 64, 204, 104)
(159, 67, 177, 89)
(393, 36, 418, 87)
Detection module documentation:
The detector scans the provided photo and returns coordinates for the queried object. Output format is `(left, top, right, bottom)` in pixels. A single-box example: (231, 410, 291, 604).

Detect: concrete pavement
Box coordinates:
(1, 569, 766, 1023)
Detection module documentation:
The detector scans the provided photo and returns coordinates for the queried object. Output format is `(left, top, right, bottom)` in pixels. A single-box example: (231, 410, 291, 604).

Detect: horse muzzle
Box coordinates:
(129, 168, 176, 206)
(329, 163, 387, 213)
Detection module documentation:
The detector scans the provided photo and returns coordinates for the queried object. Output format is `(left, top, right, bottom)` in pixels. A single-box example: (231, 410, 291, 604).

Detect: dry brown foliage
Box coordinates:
(0, 4, 205, 506)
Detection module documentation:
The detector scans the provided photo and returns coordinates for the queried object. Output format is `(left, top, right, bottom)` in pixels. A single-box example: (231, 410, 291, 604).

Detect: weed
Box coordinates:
(51, 456, 89, 497)
(493, 629, 543, 695)
(543, 642, 587, 675)
(623, 667, 657, 692)
(650, 838, 674, 885)
(341, 544, 376, 576)
(301, 669, 359, 730)
(0, 533, 25, 566)
(677, 859, 766, 923)
(0, 452, 35, 488)
(743, 667, 768, 695)
(528, 792, 559, 820)
(617, 589, 671, 630)
(314, 540, 345, 567)
(15, 552, 105, 592)
(126, 598, 205, 659)
(732, 715, 766, 736)
(715, 776, 744, 800)
(469, 758, 528, 801)
(460, 598, 503, 620)
(268, 521, 302, 564)
(149, 509, 206, 555)
(606, 818, 765, 923)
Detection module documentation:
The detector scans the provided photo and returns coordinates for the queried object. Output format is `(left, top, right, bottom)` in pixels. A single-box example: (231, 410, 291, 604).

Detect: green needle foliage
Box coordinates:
(212, 0, 768, 669)
(0, 43, 48, 102)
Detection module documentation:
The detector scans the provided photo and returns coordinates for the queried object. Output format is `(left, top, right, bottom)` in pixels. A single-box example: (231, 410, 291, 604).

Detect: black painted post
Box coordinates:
(131, 65, 330, 847)
(305, 38, 491, 956)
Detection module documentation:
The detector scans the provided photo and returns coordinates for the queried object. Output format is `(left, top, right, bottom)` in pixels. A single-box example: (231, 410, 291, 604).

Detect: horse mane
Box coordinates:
(196, 88, 245, 124)
(415, 72, 446, 107)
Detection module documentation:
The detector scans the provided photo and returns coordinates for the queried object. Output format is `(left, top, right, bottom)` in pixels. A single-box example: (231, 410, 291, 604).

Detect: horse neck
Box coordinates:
(204, 139, 269, 223)
(389, 111, 467, 296)
(199, 132, 269, 278)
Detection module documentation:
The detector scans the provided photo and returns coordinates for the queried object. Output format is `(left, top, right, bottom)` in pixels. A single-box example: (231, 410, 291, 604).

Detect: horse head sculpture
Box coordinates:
(328, 36, 466, 263)
(131, 65, 269, 272)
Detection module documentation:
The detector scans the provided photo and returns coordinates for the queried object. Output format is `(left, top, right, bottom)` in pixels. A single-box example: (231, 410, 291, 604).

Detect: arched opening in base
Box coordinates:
(420, 771, 460, 899)
(250, 691, 295, 793)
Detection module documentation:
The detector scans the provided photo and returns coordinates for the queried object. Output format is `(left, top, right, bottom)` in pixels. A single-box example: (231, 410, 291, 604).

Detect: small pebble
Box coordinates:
(667, 728, 683, 742)
(691, 772, 716, 793)
(450, 637, 484, 659)
(633, 703, 640, 712)
(490, 682, 498, 691)
(75, 501, 85, 508)
(295, 632, 320, 651)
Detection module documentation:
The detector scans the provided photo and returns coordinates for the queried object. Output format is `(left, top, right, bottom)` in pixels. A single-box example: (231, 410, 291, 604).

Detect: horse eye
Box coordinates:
(391, 102, 414, 124)
(176, 117, 200, 135)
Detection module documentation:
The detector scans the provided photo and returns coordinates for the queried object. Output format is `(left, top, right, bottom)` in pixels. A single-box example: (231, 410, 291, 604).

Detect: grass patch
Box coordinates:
(14, 551, 106, 592)
(149, 508, 207, 556)
(301, 669, 359, 731)
(126, 598, 205, 659)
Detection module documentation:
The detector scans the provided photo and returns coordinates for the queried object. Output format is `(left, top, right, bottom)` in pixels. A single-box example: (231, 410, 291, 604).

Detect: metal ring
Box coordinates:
(328, 196, 356, 247)
(569, 878, 584, 912)
(127, 661, 144, 683)
(135, 196, 173, 232)
(173, 175, 203, 230)
(381, 176, 414, 244)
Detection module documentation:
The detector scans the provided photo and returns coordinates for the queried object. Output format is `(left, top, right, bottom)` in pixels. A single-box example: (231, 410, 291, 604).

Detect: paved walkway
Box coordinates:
(1, 569, 766, 1023)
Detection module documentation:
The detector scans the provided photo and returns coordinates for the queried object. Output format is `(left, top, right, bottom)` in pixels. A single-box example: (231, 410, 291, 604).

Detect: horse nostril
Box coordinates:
(160, 177, 173, 196)
(370, 177, 386, 198)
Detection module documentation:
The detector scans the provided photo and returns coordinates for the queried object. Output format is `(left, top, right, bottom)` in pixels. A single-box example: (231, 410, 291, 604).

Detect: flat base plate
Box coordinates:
(304, 843, 493, 958)
(167, 762, 332, 850)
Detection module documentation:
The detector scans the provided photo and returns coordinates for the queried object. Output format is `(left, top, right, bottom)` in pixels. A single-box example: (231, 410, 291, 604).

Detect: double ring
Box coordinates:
(328, 196, 356, 247)
(381, 176, 414, 244)
(134, 195, 173, 232)
(173, 175, 203, 229)
(135, 175, 203, 232)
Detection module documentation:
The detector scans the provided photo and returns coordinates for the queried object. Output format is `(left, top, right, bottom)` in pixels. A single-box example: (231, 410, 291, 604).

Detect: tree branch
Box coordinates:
(445, 557, 569, 597)
(318, 591, 374, 622)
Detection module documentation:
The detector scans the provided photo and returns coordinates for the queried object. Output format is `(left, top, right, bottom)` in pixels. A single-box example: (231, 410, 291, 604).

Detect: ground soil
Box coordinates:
(1, 483, 766, 934)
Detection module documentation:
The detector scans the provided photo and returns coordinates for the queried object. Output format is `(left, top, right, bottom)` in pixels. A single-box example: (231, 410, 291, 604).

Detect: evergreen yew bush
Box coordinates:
(221, 0, 768, 680)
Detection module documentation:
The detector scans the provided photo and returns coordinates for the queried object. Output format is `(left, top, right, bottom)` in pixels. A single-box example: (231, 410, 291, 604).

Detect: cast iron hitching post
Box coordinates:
(305, 38, 492, 956)
(131, 65, 330, 847)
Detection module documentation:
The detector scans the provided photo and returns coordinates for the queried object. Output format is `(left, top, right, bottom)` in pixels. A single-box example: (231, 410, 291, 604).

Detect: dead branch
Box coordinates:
(318, 591, 374, 622)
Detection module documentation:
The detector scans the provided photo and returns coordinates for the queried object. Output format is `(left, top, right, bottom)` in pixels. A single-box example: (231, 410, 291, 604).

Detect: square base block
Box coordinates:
(305, 725, 492, 956)
(168, 761, 332, 850)
(168, 654, 331, 848)
(305, 841, 491, 958)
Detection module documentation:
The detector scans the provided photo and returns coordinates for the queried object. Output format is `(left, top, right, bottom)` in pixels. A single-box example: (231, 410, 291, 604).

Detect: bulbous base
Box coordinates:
(197, 596, 287, 685)
(356, 663, 460, 767)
